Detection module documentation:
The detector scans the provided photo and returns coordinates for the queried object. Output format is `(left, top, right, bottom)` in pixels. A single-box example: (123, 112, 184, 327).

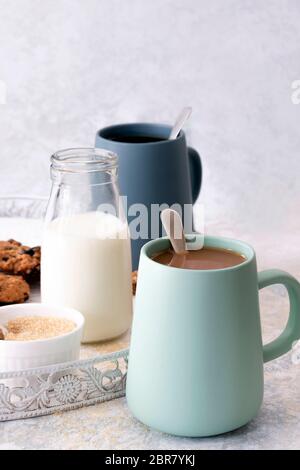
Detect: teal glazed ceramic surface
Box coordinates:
(95, 123, 201, 269)
(126, 235, 300, 437)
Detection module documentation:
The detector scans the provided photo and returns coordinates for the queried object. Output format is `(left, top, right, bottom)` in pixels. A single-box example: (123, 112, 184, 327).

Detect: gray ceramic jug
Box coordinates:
(96, 123, 201, 269)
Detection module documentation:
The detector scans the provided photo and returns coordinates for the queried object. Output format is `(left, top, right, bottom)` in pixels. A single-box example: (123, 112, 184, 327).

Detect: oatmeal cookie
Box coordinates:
(0, 239, 41, 279)
(0, 273, 30, 304)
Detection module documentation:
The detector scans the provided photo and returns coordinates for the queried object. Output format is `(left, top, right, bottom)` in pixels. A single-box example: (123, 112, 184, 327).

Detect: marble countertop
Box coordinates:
(0, 218, 299, 449)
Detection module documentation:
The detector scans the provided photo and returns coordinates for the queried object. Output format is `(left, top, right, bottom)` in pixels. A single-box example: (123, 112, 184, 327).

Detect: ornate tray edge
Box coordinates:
(0, 348, 129, 422)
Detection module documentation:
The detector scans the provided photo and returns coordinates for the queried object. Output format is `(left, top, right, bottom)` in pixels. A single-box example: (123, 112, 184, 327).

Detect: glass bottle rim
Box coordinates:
(51, 148, 118, 173)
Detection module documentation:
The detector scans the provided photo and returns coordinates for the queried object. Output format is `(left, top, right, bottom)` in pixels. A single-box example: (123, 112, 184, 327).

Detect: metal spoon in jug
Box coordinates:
(169, 106, 192, 140)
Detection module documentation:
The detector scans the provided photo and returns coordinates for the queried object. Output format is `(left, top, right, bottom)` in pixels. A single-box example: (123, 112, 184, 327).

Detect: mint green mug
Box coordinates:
(126, 235, 300, 437)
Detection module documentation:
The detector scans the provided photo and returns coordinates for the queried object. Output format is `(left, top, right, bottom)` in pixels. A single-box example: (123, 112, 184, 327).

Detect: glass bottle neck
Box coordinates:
(50, 148, 118, 186)
(51, 167, 118, 186)
(46, 148, 124, 225)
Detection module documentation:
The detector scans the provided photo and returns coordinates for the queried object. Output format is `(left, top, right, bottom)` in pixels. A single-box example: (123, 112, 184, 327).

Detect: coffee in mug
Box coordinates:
(151, 246, 246, 270)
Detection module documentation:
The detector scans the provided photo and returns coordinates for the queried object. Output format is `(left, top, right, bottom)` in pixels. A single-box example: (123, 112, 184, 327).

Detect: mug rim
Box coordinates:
(97, 122, 185, 146)
(141, 235, 255, 273)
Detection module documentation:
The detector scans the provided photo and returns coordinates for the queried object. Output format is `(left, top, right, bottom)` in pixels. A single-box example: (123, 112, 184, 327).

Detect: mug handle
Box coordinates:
(258, 269, 300, 363)
(187, 147, 202, 203)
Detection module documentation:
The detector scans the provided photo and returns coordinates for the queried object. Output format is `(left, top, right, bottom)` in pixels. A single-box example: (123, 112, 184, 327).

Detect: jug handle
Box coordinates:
(187, 147, 202, 203)
(258, 269, 300, 363)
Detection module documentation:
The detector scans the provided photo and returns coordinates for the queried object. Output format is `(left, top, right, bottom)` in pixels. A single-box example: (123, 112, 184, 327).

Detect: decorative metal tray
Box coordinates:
(0, 197, 129, 422)
(0, 350, 128, 422)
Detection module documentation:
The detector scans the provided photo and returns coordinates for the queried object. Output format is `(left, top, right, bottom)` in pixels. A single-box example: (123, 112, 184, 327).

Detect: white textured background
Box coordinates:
(0, 0, 299, 244)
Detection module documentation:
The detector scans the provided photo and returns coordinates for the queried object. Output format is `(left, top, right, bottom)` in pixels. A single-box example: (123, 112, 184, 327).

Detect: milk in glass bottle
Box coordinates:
(41, 148, 132, 342)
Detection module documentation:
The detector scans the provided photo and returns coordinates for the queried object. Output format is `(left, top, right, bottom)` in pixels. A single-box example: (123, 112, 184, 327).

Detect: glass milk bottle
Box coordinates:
(41, 148, 133, 342)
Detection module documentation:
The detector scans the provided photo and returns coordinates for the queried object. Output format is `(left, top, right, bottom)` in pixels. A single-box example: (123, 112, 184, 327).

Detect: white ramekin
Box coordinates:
(0, 303, 84, 372)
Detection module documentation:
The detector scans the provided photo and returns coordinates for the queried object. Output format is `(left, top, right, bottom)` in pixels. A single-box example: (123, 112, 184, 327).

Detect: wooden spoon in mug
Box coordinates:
(161, 209, 188, 268)
(169, 107, 192, 140)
